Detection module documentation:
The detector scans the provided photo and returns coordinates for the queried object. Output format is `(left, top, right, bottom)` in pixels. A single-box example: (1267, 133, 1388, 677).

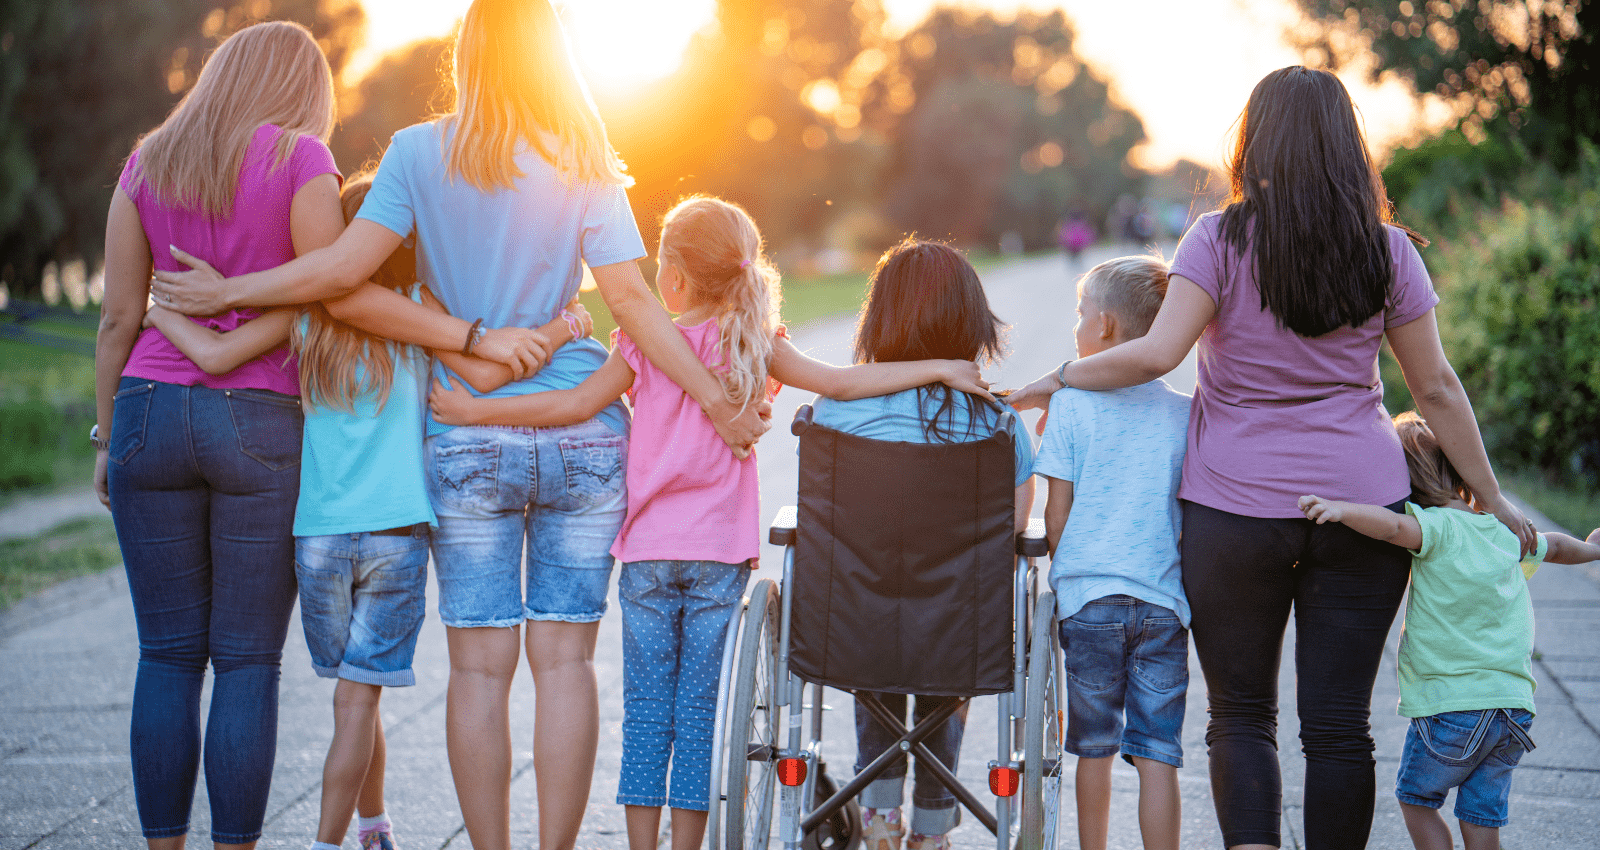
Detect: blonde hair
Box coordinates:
(292, 173, 418, 412)
(1394, 411, 1472, 508)
(1079, 254, 1170, 339)
(128, 21, 335, 217)
(444, 0, 630, 190)
(658, 196, 780, 408)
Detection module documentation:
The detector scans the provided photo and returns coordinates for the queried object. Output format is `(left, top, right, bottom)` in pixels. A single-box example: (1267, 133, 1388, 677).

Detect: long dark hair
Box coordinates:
(854, 238, 1007, 442)
(1219, 66, 1422, 338)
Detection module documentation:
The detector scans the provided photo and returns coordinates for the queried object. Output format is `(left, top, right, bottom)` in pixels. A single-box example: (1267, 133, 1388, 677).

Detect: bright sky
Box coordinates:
(351, 0, 1446, 169)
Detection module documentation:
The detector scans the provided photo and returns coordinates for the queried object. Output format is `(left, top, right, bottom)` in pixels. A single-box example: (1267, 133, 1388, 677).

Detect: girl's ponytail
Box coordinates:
(659, 197, 780, 409)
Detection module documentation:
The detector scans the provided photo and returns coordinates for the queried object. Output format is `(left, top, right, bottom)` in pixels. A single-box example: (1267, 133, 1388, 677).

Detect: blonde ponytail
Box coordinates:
(658, 197, 780, 408)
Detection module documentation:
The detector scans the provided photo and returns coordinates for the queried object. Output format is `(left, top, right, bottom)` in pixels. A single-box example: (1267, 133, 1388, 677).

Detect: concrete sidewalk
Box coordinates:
(4, 252, 1598, 848)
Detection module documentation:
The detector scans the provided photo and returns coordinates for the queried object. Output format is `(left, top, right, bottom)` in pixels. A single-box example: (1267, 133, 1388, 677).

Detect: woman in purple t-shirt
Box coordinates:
(1008, 67, 1534, 850)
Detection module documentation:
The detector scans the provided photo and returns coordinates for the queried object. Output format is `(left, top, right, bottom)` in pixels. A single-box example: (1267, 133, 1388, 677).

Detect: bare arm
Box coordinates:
(1043, 476, 1075, 556)
(768, 335, 994, 401)
(592, 260, 768, 456)
(93, 187, 153, 507)
(144, 306, 294, 376)
(1298, 495, 1423, 551)
(1543, 531, 1600, 565)
(1006, 275, 1214, 412)
(1386, 309, 1534, 555)
(429, 350, 635, 428)
(426, 290, 590, 394)
(1014, 477, 1035, 535)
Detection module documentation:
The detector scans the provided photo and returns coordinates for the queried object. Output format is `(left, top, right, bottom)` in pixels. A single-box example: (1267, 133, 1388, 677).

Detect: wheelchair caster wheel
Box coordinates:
(803, 769, 862, 850)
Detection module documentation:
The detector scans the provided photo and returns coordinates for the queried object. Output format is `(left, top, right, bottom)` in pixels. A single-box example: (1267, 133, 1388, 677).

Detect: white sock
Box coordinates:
(311, 842, 341, 850)
(358, 813, 390, 832)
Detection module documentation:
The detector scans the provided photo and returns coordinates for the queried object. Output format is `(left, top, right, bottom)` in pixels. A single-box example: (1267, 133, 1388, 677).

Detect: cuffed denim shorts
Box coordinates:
(295, 526, 430, 687)
(1396, 708, 1534, 828)
(426, 421, 627, 628)
(1059, 595, 1188, 767)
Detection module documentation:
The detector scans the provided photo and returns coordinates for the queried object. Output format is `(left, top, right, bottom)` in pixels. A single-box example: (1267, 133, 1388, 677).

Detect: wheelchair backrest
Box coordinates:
(788, 405, 1016, 696)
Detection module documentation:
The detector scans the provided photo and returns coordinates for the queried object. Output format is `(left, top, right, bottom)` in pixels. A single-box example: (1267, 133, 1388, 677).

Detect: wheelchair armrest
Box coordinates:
(1016, 516, 1048, 558)
(769, 504, 798, 546)
(792, 404, 814, 436)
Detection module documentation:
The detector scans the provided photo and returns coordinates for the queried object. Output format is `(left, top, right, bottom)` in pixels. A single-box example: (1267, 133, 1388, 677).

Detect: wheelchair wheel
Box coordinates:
(802, 767, 862, 850)
(725, 578, 781, 850)
(1019, 590, 1062, 850)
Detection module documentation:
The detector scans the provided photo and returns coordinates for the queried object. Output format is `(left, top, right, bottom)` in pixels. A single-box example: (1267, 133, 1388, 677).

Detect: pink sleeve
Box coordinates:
(612, 330, 644, 404)
(118, 149, 142, 198)
(1384, 228, 1440, 328)
(289, 135, 340, 194)
(1169, 213, 1224, 306)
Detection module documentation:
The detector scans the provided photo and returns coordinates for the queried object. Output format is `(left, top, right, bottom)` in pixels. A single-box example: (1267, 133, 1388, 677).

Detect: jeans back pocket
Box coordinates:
(559, 434, 625, 508)
(432, 439, 501, 507)
(110, 381, 156, 466)
(225, 388, 304, 471)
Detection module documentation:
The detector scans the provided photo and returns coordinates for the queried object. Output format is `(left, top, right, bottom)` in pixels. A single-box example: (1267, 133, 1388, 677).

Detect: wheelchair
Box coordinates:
(708, 405, 1063, 850)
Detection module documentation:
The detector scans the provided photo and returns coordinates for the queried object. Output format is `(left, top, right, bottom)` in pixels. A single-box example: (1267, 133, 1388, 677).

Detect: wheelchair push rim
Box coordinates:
(1019, 590, 1062, 850)
(724, 578, 782, 850)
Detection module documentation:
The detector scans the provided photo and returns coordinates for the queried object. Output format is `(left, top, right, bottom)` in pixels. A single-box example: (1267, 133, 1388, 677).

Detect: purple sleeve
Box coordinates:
(289, 135, 340, 194)
(1169, 213, 1224, 306)
(1384, 228, 1440, 328)
(118, 149, 142, 198)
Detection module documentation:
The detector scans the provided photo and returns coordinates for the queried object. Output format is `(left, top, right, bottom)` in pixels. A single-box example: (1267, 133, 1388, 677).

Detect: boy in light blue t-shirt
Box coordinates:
(1034, 255, 1190, 850)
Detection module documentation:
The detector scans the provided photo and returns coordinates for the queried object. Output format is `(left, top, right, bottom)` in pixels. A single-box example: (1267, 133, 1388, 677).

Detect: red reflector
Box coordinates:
(778, 758, 808, 786)
(989, 766, 1020, 797)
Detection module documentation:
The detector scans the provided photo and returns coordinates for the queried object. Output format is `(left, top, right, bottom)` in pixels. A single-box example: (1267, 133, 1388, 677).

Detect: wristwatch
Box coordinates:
(90, 424, 109, 451)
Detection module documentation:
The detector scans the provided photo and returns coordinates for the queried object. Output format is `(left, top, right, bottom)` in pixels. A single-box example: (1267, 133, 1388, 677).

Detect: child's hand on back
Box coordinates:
(938, 360, 995, 402)
(1299, 495, 1344, 525)
(429, 378, 479, 426)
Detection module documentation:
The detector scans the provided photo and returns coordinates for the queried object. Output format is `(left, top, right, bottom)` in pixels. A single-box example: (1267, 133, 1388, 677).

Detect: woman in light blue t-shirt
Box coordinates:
(813, 239, 1034, 850)
(150, 4, 769, 850)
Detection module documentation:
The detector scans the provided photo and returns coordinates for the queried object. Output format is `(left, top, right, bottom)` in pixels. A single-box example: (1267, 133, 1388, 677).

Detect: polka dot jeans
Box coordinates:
(616, 560, 748, 810)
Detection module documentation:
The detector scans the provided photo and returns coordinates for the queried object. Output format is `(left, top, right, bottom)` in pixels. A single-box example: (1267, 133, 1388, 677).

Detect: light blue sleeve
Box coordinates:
(1031, 391, 1076, 484)
(579, 182, 647, 268)
(1002, 409, 1035, 487)
(354, 134, 415, 240)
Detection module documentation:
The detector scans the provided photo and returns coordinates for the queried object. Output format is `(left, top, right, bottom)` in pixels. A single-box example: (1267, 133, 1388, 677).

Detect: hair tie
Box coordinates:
(739, 259, 751, 269)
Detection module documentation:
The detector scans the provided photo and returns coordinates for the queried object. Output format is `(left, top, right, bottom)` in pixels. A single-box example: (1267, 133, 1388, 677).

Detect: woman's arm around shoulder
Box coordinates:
(768, 334, 995, 401)
(429, 349, 635, 429)
(144, 306, 295, 376)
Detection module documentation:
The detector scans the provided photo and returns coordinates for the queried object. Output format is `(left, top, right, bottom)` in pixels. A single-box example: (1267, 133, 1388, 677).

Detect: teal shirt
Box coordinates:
(1398, 503, 1549, 718)
(292, 287, 437, 537)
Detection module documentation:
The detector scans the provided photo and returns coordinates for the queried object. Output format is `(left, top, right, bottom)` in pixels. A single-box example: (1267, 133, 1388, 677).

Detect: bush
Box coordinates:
(1431, 149, 1600, 488)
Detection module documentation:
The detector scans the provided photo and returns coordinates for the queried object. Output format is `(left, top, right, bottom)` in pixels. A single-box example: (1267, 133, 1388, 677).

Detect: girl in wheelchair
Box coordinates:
(429, 198, 993, 850)
(810, 239, 1037, 850)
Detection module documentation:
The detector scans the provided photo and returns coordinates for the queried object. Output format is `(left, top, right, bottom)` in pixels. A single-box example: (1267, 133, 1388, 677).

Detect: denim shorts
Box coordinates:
(295, 526, 430, 687)
(426, 421, 627, 628)
(1396, 708, 1534, 828)
(1058, 595, 1188, 767)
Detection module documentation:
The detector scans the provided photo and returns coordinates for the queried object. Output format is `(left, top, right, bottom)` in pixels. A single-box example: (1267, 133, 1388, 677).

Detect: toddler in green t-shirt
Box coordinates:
(1298, 411, 1600, 850)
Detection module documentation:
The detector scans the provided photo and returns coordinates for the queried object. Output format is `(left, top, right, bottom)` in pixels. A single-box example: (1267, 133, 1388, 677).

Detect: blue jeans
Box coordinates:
(295, 527, 430, 686)
(616, 560, 747, 810)
(106, 378, 302, 843)
(855, 694, 969, 835)
(425, 422, 626, 628)
(1396, 709, 1534, 828)
(1059, 595, 1188, 768)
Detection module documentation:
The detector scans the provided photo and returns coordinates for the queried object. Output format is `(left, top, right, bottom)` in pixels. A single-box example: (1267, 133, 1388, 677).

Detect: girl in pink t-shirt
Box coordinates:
(428, 195, 988, 850)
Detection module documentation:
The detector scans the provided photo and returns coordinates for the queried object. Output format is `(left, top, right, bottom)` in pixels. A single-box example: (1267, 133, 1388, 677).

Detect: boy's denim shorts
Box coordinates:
(1058, 595, 1188, 767)
(1396, 708, 1534, 828)
(295, 525, 430, 687)
(426, 421, 626, 628)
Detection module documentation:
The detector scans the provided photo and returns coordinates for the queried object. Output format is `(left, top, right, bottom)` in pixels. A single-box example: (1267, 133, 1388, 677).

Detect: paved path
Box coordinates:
(4, 248, 1599, 849)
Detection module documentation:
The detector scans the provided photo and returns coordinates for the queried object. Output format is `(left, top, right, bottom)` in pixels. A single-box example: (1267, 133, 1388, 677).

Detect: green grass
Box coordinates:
(576, 269, 874, 346)
(1498, 469, 1600, 536)
(0, 339, 97, 499)
(0, 516, 121, 610)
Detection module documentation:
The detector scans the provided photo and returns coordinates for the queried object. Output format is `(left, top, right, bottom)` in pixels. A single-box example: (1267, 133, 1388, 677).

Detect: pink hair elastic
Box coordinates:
(739, 259, 751, 269)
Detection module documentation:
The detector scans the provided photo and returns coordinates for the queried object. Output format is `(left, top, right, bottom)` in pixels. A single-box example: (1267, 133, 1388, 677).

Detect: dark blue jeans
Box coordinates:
(107, 378, 302, 843)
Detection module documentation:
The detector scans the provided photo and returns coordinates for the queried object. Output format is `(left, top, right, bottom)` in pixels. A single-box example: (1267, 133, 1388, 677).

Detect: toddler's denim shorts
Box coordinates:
(1396, 708, 1534, 828)
(295, 524, 430, 687)
(426, 421, 626, 628)
(1058, 594, 1188, 768)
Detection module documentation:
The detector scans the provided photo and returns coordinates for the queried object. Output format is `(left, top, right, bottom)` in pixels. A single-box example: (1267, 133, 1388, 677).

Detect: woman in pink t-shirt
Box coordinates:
(1008, 67, 1533, 850)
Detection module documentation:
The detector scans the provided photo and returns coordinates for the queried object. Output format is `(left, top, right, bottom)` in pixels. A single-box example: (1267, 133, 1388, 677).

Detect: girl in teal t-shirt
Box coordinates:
(1298, 411, 1600, 850)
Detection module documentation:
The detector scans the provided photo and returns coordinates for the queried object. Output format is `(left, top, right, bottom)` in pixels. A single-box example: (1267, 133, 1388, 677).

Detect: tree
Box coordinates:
(1292, 0, 1599, 164)
(330, 37, 451, 174)
(0, 0, 364, 302)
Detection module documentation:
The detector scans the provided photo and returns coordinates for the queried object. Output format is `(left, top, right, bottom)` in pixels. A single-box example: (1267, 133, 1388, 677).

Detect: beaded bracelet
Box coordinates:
(562, 309, 585, 340)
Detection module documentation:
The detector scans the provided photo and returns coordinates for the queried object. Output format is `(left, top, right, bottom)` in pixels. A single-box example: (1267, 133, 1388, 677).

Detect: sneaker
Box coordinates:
(862, 810, 904, 850)
(907, 834, 950, 850)
(359, 829, 397, 850)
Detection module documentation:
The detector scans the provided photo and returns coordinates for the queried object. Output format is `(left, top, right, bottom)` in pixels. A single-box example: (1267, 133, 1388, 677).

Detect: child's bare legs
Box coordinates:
(315, 680, 385, 845)
(1400, 802, 1453, 850)
(526, 619, 602, 850)
(625, 805, 661, 850)
(1126, 756, 1179, 850)
(1075, 755, 1113, 850)
(1460, 821, 1499, 850)
(671, 808, 709, 850)
(445, 625, 521, 850)
(360, 715, 388, 819)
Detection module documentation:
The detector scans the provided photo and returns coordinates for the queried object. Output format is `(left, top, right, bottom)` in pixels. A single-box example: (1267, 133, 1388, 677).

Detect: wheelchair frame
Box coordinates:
(707, 506, 1063, 850)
